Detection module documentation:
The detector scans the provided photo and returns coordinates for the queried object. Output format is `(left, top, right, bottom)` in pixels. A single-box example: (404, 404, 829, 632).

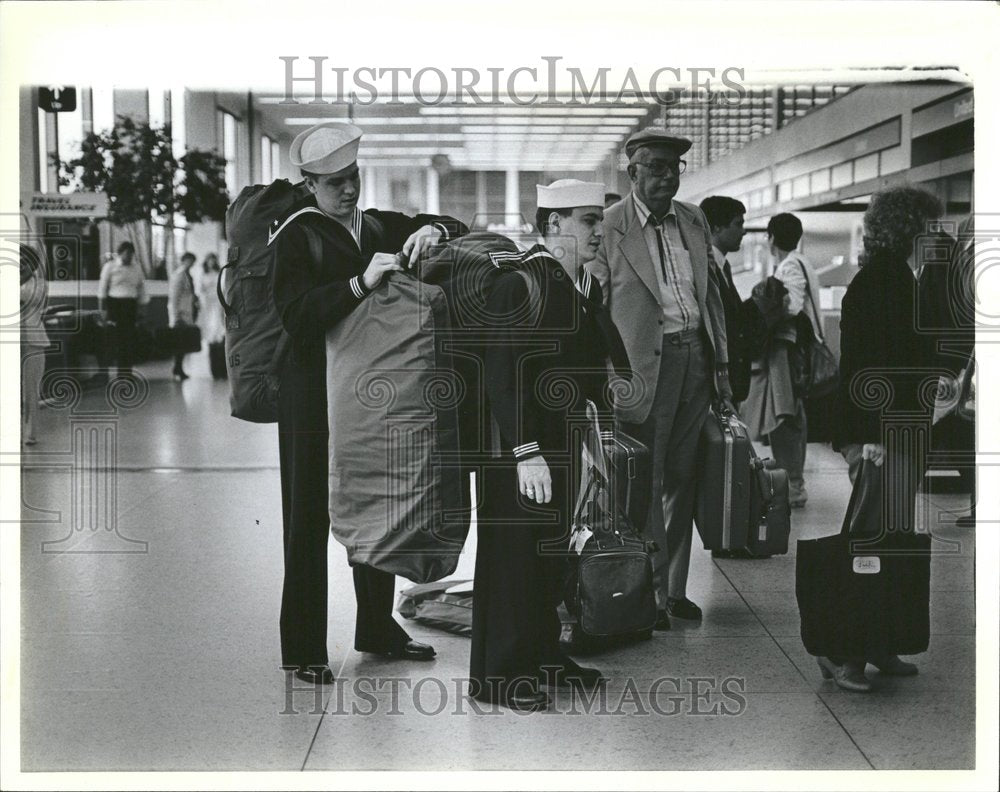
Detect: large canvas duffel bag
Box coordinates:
(326, 272, 469, 584)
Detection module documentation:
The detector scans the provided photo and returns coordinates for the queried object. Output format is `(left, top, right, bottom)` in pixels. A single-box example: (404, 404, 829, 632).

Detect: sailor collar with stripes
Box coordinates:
(268, 204, 367, 298)
(505, 243, 599, 463)
(493, 242, 597, 301)
(268, 205, 363, 250)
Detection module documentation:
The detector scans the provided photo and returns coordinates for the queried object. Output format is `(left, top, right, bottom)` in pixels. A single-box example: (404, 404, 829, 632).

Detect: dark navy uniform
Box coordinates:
(271, 196, 465, 670)
(469, 244, 623, 702)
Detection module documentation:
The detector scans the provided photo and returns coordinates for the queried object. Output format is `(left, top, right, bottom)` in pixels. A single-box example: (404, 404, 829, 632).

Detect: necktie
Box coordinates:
(722, 258, 736, 293)
(654, 225, 669, 282)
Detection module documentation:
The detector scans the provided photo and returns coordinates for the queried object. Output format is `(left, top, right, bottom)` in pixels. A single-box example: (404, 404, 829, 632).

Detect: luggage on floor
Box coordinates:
(208, 341, 227, 380)
(746, 460, 791, 557)
(565, 472, 658, 638)
(396, 579, 473, 636)
(326, 272, 468, 584)
(155, 323, 202, 355)
(602, 428, 652, 536)
(558, 603, 653, 654)
(564, 402, 656, 638)
(695, 406, 756, 552)
(796, 460, 931, 658)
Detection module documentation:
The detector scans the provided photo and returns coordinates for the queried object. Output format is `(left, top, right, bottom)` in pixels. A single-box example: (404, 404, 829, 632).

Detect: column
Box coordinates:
(475, 171, 488, 228)
(425, 166, 440, 215)
(504, 168, 519, 228)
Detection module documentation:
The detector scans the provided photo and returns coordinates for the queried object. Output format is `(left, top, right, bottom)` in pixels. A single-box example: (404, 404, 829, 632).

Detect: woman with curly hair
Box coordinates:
(821, 185, 940, 692)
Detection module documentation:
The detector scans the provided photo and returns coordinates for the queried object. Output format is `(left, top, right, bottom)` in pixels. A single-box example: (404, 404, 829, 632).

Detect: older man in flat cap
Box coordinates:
(270, 122, 467, 685)
(590, 128, 732, 630)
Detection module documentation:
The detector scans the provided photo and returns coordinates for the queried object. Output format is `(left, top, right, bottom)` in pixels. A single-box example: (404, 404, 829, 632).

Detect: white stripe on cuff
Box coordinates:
(349, 276, 365, 299)
(513, 441, 540, 458)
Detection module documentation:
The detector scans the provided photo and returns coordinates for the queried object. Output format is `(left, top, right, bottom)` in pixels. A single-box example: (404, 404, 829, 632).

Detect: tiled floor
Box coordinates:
(17, 353, 977, 772)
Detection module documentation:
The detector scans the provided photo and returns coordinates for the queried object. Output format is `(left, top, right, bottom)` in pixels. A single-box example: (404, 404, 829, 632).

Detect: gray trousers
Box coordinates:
(769, 398, 807, 489)
(624, 334, 711, 604)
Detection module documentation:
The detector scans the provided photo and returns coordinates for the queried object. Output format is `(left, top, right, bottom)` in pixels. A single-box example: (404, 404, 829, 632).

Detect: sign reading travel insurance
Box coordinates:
(38, 86, 77, 112)
(22, 192, 109, 218)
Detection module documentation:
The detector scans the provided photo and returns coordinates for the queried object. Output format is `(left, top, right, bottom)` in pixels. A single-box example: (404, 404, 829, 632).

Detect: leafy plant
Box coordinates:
(58, 116, 228, 271)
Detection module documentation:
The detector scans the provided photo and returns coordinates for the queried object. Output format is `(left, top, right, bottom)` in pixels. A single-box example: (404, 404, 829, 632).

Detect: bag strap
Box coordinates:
(841, 458, 881, 538)
(270, 225, 323, 375)
(573, 400, 610, 521)
(796, 258, 825, 342)
(572, 470, 600, 529)
(515, 268, 542, 326)
(218, 247, 237, 316)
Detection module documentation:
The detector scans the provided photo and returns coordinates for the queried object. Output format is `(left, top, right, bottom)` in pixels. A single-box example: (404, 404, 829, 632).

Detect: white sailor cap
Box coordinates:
(289, 122, 363, 175)
(536, 179, 605, 209)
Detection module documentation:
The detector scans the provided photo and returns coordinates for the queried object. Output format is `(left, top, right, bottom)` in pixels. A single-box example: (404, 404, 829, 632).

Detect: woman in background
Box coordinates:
(200, 253, 226, 378)
(199, 254, 224, 344)
(20, 244, 50, 445)
(822, 185, 939, 692)
(168, 252, 199, 380)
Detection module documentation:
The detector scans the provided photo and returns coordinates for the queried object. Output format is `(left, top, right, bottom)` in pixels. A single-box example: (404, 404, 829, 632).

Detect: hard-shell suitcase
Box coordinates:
(209, 341, 227, 380)
(602, 429, 652, 536)
(695, 407, 755, 551)
(747, 464, 791, 557)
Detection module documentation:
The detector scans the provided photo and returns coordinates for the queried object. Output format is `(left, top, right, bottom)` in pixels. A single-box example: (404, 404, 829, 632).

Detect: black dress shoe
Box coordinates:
(472, 689, 551, 712)
(665, 597, 703, 622)
(357, 639, 436, 661)
(653, 609, 672, 631)
(542, 660, 606, 691)
(292, 666, 335, 685)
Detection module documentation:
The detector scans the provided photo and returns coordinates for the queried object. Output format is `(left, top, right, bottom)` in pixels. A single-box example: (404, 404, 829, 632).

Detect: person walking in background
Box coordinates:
(590, 128, 733, 631)
(168, 252, 199, 381)
(98, 240, 148, 378)
(20, 244, 50, 446)
(819, 185, 940, 692)
(700, 196, 752, 404)
(742, 213, 821, 508)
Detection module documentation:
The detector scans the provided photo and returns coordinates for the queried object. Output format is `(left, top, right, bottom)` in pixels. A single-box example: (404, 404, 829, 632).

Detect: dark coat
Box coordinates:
(270, 197, 466, 667)
(710, 261, 754, 403)
(470, 245, 624, 697)
(835, 252, 937, 450)
(916, 229, 974, 376)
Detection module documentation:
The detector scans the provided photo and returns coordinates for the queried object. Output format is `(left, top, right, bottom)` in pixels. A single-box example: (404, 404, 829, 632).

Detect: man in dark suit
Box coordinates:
(700, 196, 751, 404)
(270, 122, 467, 684)
(590, 128, 732, 630)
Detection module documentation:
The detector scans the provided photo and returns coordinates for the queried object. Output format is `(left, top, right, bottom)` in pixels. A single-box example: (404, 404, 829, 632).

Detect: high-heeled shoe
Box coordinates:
(817, 656, 872, 692)
(871, 655, 918, 676)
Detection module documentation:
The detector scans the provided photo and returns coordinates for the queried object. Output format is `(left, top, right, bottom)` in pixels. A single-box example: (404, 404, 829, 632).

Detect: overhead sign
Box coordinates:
(39, 86, 77, 113)
(22, 192, 109, 218)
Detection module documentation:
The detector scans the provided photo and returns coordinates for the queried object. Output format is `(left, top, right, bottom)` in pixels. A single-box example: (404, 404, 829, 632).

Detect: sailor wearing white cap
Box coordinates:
(270, 121, 468, 685)
(470, 179, 630, 711)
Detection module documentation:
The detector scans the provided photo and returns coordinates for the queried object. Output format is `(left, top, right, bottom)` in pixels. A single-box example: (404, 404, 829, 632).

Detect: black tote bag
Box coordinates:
(795, 460, 931, 658)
